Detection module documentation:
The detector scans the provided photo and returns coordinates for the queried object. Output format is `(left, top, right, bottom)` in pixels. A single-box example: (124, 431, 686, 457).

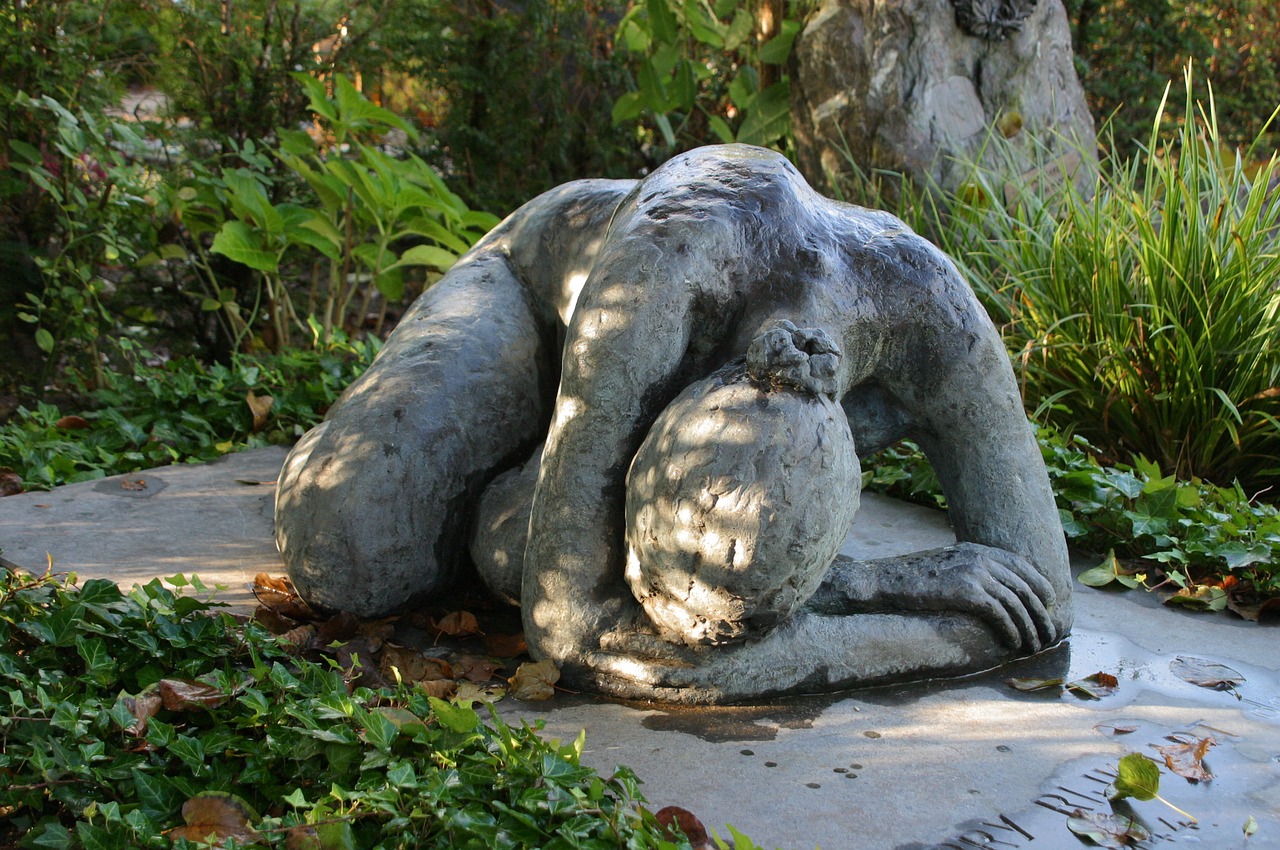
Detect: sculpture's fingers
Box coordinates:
(982, 579, 1042, 653)
(983, 551, 1058, 647)
(984, 547, 1057, 608)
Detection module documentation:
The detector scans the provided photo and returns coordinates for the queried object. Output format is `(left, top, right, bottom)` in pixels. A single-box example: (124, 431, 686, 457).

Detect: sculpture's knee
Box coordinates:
(275, 257, 553, 617)
(625, 349, 861, 646)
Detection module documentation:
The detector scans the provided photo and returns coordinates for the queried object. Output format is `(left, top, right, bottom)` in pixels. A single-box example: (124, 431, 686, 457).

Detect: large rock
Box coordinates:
(791, 0, 1096, 198)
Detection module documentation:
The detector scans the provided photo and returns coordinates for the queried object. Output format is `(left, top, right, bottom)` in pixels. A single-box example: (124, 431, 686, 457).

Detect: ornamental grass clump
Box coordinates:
(934, 67, 1280, 493)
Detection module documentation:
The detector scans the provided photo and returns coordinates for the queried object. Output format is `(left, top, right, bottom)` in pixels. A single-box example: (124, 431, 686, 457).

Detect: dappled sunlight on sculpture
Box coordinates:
(275, 144, 1071, 704)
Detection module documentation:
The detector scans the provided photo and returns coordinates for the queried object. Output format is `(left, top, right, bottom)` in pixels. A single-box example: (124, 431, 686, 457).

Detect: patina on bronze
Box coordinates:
(275, 145, 1071, 704)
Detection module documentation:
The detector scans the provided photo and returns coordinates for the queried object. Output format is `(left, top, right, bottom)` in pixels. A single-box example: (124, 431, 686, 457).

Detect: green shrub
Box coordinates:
(929, 69, 1280, 492)
(1065, 0, 1280, 158)
(610, 0, 801, 159)
(382, 0, 639, 214)
(0, 335, 377, 491)
(0, 568, 695, 849)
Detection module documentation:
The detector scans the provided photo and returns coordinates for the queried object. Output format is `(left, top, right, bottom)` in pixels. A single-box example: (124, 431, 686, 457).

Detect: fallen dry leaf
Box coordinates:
(1066, 808, 1150, 848)
(284, 825, 321, 850)
(1156, 736, 1215, 782)
(1226, 593, 1280, 622)
(380, 644, 453, 683)
(120, 476, 147, 491)
(1170, 656, 1245, 690)
(1067, 672, 1120, 700)
(252, 606, 303, 636)
(454, 654, 503, 683)
(0, 468, 23, 497)
(250, 573, 316, 620)
(54, 415, 90, 430)
(1094, 723, 1139, 736)
(167, 792, 259, 846)
(454, 681, 506, 703)
(278, 624, 317, 652)
(654, 806, 710, 849)
(417, 678, 459, 699)
(484, 631, 528, 657)
(160, 678, 229, 711)
(508, 658, 560, 701)
(430, 610, 482, 638)
(1007, 671, 1118, 699)
(122, 691, 162, 737)
(245, 389, 274, 432)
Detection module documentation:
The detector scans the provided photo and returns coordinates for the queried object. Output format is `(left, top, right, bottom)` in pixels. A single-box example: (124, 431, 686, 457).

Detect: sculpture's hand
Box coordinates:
(897, 543, 1056, 651)
(813, 543, 1058, 653)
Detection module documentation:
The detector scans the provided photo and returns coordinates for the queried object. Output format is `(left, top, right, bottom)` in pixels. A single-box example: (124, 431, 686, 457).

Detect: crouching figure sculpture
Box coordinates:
(275, 145, 1071, 704)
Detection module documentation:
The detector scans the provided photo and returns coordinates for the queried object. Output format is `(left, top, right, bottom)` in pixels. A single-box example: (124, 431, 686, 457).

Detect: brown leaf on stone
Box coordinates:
(430, 610, 482, 637)
(123, 691, 162, 736)
(1094, 723, 1139, 736)
(168, 792, 259, 846)
(1066, 672, 1120, 700)
(508, 658, 560, 701)
(121, 476, 147, 491)
(484, 631, 528, 657)
(380, 644, 453, 683)
(1170, 656, 1245, 690)
(246, 389, 274, 432)
(1226, 592, 1280, 622)
(1156, 736, 1215, 782)
(54, 415, 90, 430)
(253, 606, 302, 635)
(0, 468, 23, 497)
(251, 573, 314, 619)
(315, 610, 361, 645)
(160, 678, 229, 711)
(654, 806, 711, 849)
(417, 678, 459, 699)
(278, 624, 317, 653)
(1066, 808, 1149, 848)
(455, 654, 503, 683)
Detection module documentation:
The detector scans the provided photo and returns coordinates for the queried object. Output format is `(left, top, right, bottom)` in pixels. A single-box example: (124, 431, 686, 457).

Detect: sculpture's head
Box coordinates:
(625, 336, 860, 646)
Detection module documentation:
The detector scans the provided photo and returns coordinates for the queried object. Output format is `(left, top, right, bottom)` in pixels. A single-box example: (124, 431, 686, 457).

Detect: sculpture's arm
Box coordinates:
(520, 224, 707, 669)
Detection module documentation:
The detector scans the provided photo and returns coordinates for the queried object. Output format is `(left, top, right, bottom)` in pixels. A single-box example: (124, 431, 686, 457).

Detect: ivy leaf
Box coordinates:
(428, 696, 480, 733)
(1066, 808, 1150, 848)
(1078, 550, 1145, 589)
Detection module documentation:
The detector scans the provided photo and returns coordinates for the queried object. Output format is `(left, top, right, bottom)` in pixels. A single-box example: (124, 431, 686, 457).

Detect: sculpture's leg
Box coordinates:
(275, 251, 554, 617)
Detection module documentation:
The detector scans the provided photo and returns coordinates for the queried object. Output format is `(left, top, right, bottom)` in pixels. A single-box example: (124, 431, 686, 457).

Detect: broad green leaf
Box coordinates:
(708, 114, 736, 144)
(759, 19, 801, 65)
(723, 6, 753, 51)
(35, 328, 55, 353)
(293, 72, 338, 123)
(646, 0, 678, 43)
(211, 222, 278, 273)
(613, 90, 645, 126)
(1111, 752, 1161, 802)
(429, 696, 480, 733)
(391, 244, 458, 272)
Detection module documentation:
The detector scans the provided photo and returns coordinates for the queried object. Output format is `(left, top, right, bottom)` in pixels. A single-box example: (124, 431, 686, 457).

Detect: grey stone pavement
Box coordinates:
(1, 447, 1277, 849)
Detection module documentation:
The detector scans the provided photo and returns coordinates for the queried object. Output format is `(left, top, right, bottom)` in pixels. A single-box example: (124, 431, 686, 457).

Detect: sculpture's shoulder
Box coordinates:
(483, 178, 636, 255)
